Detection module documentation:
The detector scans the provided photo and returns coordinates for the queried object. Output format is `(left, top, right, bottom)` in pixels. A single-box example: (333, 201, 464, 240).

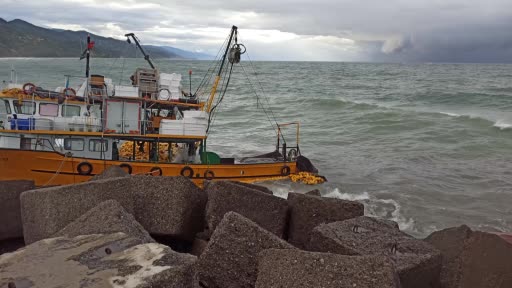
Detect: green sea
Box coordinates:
(1, 58, 511, 237)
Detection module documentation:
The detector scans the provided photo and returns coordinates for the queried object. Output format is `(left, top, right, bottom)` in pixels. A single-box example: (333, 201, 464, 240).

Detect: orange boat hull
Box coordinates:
(0, 149, 296, 187)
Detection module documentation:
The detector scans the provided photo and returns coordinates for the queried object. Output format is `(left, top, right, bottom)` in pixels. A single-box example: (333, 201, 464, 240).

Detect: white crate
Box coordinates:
(184, 122, 207, 136)
(160, 119, 184, 135)
(114, 85, 139, 98)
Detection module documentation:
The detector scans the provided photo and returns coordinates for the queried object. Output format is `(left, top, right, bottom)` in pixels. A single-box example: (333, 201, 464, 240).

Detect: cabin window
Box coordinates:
(61, 105, 81, 117)
(89, 139, 108, 152)
(39, 103, 59, 117)
(64, 138, 84, 151)
(0, 100, 11, 115)
(13, 100, 36, 115)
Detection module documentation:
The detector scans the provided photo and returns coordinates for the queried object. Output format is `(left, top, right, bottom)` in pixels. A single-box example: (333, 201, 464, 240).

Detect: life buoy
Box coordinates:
(63, 88, 76, 100)
(281, 165, 291, 176)
(150, 166, 163, 176)
(23, 83, 36, 95)
(119, 163, 133, 175)
(77, 161, 93, 175)
(180, 166, 194, 178)
(204, 170, 215, 180)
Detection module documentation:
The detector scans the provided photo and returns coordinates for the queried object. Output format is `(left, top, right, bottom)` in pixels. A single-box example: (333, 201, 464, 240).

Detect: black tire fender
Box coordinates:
(180, 166, 194, 178)
(77, 161, 93, 175)
(150, 166, 163, 176)
(119, 163, 133, 175)
(23, 83, 36, 94)
(204, 170, 215, 180)
(281, 165, 291, 176)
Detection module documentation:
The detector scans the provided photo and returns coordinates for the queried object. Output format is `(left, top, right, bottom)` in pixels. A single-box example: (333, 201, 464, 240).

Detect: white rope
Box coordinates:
(43, 153, 69, 186)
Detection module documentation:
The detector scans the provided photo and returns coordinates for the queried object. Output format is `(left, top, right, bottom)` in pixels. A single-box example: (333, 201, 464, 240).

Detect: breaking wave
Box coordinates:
(325, 188, 416, 233)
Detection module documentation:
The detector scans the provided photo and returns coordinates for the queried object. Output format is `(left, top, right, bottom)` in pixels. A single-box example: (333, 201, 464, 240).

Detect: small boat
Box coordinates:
(0, 26, 324, 186)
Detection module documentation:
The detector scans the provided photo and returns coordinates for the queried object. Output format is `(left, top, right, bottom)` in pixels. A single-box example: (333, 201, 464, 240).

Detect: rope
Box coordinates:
(43, 153, 69, 186)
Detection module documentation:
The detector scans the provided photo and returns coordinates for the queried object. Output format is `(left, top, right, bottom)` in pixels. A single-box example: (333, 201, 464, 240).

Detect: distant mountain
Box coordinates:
(0, 18, 212, 60)
(158, 46, 214, 60)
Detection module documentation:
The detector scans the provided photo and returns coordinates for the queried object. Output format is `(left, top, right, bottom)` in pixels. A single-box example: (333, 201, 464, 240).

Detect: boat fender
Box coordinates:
(63, 87, 77, 100)
(77, 161, 93, 176)
(204, 170, 215, 180)
(281, 165, 291, 176)
(119, 163, 133, 175)
(23, 83, 36, 95)
(150, 166, 163, 176)
(180, 166, 194, 178)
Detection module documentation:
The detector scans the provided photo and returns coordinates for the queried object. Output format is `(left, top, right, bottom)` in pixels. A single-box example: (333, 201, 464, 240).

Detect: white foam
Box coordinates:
(324, 188, 416, 232)
(494, 120, 512, 130)
(324, 188, 370, 201)
(439, 111, 461, 117)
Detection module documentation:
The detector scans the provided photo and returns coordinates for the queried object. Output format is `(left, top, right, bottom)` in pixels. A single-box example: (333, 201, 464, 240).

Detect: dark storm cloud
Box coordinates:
(2, 0, 512, 62)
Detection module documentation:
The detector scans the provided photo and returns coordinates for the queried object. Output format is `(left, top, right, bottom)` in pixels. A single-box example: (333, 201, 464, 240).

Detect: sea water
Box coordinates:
(1, 58, 511, 237)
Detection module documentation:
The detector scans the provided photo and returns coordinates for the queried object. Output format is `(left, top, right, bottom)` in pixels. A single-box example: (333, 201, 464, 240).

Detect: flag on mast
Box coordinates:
(79, 36, 95, 60)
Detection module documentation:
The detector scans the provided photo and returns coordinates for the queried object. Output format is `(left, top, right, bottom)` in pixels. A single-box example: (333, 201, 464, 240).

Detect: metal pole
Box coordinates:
(86, 35, 91, 78)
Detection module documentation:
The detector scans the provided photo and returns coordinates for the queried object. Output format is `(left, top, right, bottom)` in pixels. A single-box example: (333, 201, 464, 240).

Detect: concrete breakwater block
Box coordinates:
(89, 165, 130, 181)
(424, 225, 473, 288)
(305, 189, 321, 196)
(0, 180, 35, 241)
(129, 176, 207, 241)
(256, 249, 401, 288)
(287, 192, 364, 248)
(53, 199, 154, 243)
(195, 212, 295, 288)
(0, 233, 197, 288)
(202, 180, 273, 195)
(21, 176, 207, 244)
(205, 181, 289, 238)
(309, 216, 442, 288)
(426, 226, 512, 288)
(20, 177, 135, 244)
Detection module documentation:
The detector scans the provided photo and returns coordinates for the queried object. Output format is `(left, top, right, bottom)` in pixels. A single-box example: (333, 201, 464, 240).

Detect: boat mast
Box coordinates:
(205, 25, 237, 113)
(86, 35, 91, 78)
(125, 33, 156, 69)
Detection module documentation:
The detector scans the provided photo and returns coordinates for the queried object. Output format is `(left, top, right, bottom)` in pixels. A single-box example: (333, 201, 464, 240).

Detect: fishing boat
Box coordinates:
(0, 26, 323, 187)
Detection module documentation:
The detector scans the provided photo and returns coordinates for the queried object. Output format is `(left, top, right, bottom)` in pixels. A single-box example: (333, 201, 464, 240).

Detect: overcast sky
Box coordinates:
(2, 0, 512, 62)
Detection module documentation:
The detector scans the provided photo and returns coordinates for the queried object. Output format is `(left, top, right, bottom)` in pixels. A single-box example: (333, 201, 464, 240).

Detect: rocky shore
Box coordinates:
(0, 167, 511, 288)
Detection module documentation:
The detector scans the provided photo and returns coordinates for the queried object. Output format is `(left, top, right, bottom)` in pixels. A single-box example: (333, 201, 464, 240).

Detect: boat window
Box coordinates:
(39, 103, 59, 117)
(89, 139, 108, 152)
(64, 138, 84, 151)
(0, 100, 11, 115)
(13, 100, 36, 115)
(61, 105, 81, 117)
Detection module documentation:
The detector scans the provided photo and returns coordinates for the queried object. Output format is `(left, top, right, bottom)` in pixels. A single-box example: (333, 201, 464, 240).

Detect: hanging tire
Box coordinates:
(204, 170, 215, 180)
(150, 166, 163, 176)
(180, 166, 194, 178)
(63, 87, 76, 100)
(119, 163, 132, 175)
(281, 165, 291, 176)
(23, 83, 36, 95)
(77, 162, 93, 175)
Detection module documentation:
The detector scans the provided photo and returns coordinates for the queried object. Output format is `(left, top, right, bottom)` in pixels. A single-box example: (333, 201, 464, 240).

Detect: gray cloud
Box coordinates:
(1, 0, 512, 62)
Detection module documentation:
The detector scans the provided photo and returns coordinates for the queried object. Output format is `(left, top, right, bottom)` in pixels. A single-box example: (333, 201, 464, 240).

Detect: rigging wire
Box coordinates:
(238, 62, 284, 142)
(194, 33, 231, 99)
(207, 62, 235, 133)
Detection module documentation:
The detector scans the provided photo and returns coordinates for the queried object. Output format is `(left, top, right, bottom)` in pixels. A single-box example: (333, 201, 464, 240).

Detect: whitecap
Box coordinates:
(439, 111, 461, 117)
(494, 120, 512, 130)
